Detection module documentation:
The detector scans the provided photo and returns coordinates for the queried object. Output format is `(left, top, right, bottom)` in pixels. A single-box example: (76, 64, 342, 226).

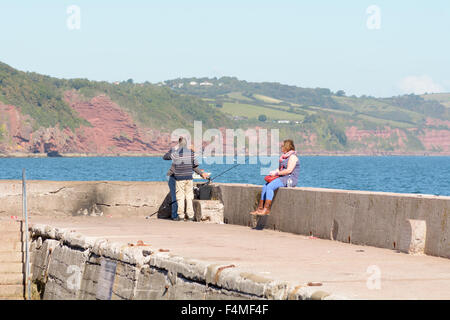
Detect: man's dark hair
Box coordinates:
(178, 137, 187, 148)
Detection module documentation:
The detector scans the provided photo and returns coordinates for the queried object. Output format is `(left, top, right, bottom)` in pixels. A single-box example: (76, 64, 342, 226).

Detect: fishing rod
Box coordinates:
(206, 163, 241, 184)
(145, 163, 241, 219)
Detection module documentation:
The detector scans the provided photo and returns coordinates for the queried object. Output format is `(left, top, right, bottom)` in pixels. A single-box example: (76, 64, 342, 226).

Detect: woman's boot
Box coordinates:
(258, 200, 272, 215)
(250, 200, 264, 215)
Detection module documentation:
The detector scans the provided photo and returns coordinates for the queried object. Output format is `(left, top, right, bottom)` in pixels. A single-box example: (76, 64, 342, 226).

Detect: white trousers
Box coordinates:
(175, 179, 194, 219)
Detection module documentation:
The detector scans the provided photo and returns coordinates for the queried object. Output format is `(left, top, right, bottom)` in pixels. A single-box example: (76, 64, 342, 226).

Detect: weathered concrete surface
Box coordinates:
(0, 219, 26, 299)
(2, 180, 450, 300)
(193, 200, 224, 224)
(30, 217, 450, 300)
(2, 180, 448, 259)
(29, 221, 316, 300)
(0, 180, 169, 218)
(211, 184, 450, 259)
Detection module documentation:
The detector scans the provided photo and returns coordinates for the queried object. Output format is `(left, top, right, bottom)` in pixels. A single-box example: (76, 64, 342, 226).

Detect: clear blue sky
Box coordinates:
(0, 0, 449, 97)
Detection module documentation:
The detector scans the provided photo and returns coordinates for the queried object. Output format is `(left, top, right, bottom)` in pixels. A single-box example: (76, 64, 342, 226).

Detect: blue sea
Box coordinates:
(0, 156, 449, 196)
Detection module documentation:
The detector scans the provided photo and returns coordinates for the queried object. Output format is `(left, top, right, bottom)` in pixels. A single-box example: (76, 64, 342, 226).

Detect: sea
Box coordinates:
(0, 156, 449, 196)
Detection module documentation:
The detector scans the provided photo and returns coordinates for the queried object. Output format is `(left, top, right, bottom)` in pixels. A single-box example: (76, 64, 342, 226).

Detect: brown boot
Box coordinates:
(250, 200, 264, 215)
(258, 200, 272, 215)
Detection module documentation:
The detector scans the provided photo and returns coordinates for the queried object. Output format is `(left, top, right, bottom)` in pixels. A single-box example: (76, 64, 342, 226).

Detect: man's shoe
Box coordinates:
(185, 217, 195, 222)
(250, 200, 264, 215)
(257, 200, 272, 216)
(172, 217, 181, 221)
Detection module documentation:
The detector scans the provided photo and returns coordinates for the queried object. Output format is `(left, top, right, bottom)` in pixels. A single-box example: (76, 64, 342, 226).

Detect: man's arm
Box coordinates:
(193, 166, 203, 175)
(194, 166, 210, 179)
(192, 151, 199, 168)
(163, 148, 174, 160)
(163, 143, 180, 160)
(192, 151, 209, 179)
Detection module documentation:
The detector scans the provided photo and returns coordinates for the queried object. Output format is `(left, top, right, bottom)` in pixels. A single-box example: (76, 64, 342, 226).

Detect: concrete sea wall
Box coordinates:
(211, 184, 450, 259)
(0, 180, 170, 218)
(1, 179, 448, 299)
(29, 224, 334, 300)
(1, 180, 449, 258)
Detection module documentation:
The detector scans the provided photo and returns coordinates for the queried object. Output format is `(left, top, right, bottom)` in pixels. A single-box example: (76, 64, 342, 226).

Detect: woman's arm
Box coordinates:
(277, 155, 298, 176)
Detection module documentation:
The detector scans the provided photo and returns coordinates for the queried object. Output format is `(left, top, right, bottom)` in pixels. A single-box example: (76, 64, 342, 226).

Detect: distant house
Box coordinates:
(190, 81, 198, 86)
(277, 120, 290, 124)
(200, 82, 213, 86)
(113, 81, 120, 85)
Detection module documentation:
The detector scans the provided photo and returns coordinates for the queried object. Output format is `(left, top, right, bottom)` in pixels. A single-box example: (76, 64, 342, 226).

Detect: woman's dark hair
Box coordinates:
(282, 139, 295, 152)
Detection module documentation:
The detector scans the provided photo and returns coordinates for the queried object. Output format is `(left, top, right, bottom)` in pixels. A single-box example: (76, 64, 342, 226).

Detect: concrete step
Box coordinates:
(193, 200, 224, 224)
(0, 295, 25, 300)
(0, 262, 23, 273)
(0, 221, 24, 232)
(0, 231, 27, 242)
(0, 241, 24, 252)
(0, 284, 24, 298)
(0, 273, 24, 285)
(0, 251, 23, 263)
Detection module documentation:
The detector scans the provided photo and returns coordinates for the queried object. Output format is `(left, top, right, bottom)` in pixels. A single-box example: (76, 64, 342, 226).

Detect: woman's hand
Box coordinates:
(270, 170, 278, 176)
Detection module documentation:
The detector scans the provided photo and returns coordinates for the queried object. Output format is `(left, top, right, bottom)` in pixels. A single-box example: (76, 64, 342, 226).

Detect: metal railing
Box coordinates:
(22, 169, 31, 300)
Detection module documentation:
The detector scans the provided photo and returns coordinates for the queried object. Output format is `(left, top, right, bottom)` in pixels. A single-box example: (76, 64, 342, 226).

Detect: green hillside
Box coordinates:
(0, 62, 88, 130)
(162, 77, 450, 152)
(1, 62, 449, 154)
(421, 93, 450, 108)
(0, 62, 231, 132)
(164, 77, 450, 125)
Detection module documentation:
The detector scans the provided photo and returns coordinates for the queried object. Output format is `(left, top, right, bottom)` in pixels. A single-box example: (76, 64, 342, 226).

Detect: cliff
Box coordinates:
(1, 62, 449, 156)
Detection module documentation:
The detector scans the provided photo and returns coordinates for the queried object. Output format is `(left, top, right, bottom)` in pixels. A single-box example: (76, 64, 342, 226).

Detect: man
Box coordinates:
(163, 137, 209, 221)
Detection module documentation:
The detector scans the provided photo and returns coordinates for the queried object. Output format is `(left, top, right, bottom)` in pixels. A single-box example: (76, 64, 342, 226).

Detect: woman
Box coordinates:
(250, 139, 300, 216)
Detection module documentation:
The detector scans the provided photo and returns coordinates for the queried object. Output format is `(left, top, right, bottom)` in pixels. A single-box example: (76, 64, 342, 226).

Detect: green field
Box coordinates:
(221, 102, 305, 121)
(422, 93, 450, 108)
(333, 96, 425, 124)
(252, 94, 284, 104)
(224, 92, 254, 102)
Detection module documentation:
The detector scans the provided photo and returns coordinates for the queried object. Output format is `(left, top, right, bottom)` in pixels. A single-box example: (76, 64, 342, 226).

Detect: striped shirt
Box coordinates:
(166, 163, 203, 178)
(163, 147, 199, 180)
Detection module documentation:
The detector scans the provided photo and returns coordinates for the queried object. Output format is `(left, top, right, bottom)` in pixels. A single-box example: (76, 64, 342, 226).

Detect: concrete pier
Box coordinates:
(0, 180, 449, 300)
(29, 216, 450, 300)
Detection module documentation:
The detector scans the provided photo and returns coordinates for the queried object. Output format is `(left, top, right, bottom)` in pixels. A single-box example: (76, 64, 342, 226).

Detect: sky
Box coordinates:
(0, 0, 449, 97)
